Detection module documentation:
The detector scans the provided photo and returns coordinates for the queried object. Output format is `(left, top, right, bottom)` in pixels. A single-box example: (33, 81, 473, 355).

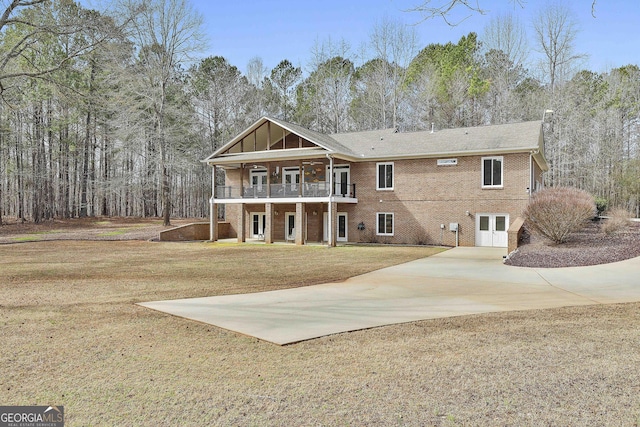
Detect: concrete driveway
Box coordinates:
(138, 247, 640, 345)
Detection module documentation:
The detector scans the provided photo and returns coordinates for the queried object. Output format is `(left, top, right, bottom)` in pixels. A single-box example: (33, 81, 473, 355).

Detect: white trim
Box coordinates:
(327, 164, 351, 196)
(249, 168, 268, 189)
(376, 162, 394, 191)
(481, 156, 504, 188)
(283, 167, 301, 192)
(376, 212, 394, 236)
(285, 212, 296, 242)
(324, 212, 348, 242)
(250, 212, 266, 239)
(475, 213, 509, 247)
(337, 212, 348, 242)
(213, 196, 358, 204)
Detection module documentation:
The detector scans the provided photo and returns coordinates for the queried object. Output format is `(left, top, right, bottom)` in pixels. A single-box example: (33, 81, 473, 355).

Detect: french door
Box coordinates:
(285, 213, 296, 242)
(327, 165, 350, 197)
(284, 168, 300, 196)
(251, 213, 266, 239)
(476, 214, 509, 247)
(323, 212, 348, 242)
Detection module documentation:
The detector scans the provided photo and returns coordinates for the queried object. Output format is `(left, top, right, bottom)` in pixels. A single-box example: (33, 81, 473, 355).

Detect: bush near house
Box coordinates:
(523, 187, 596, 244)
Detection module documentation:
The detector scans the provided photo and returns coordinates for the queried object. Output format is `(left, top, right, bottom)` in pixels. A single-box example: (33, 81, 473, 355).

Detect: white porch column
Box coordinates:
(328, 155, 335, 247)
(329, 201, 337, 247)
(265, 203, 274, 244)
(295, 202, 305, 246)
(237, 205, 246, 243)
(209, 165, 217, 241)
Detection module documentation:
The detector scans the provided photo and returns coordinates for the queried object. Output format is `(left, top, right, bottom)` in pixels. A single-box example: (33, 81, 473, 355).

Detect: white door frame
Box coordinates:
(250, 212, 266, 239)
(249, 169, 267, 190)
(284, 167, 300, 185)
(326, 165, 350, 197)
(323, 212, 348, 242)
(285, 212, 296, 242)
(475, 213, 509, 247)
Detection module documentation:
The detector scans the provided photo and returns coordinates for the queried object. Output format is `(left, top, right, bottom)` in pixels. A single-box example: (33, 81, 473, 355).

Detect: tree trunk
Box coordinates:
(80, 62, 96, 218)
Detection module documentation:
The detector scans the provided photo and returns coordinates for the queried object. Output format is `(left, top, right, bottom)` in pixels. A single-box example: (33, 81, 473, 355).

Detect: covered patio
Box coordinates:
(204, 117, 358, 246)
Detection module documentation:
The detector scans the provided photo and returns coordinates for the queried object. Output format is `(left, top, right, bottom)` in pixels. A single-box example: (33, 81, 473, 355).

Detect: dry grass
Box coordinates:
(601, 208, 632, 235)
(1, 225, 640, 425)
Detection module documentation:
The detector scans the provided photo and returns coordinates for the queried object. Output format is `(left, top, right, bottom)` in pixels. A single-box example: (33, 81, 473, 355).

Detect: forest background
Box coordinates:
(0, 0, 638, 226)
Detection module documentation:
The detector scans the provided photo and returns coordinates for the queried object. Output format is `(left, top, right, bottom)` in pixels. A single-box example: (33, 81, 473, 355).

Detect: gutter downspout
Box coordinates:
(529, 152, 533, 201)
(327, 153, 334, 247)
(214, 165, 217, 242)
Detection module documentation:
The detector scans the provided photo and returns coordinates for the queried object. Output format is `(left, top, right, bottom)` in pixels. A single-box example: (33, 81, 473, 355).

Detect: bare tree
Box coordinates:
(267, 59, 301, 121)
(190, 56, 251, 151)
(366, 17, 418, 129)
(296, 38, 353, 133)
(120, 0, 204, 225)
(532, 3, 585, 92)
(246, 56, 267, 89)
(481, 48, 526, 124)
(481, 12, 528, 68)
(408, 0, 598, 25)
(407, 0, 524, 25)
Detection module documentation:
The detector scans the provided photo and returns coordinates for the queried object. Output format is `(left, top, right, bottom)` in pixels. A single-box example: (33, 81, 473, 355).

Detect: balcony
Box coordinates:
(214, 182, 356, 201)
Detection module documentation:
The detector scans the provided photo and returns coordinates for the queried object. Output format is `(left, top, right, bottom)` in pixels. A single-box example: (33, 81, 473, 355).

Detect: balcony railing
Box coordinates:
(215, 183, 356, 199)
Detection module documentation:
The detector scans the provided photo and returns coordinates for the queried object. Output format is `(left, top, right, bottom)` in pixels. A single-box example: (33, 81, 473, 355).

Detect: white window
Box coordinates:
(376, 212, 394, 236)
(482, 157, 503, 187)
(377, 162, 394, 190)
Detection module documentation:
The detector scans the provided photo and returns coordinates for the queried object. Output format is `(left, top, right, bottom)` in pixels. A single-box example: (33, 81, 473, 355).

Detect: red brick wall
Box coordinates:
(217, 152, 535, 246)
(346, 153, 531, 246)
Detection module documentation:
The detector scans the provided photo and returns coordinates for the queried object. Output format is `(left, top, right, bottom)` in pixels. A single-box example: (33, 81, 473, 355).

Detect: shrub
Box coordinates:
(595, 197, 609, 216)
(523, 187, 596, 244)
(601, 208, 631, 235)
(411, 230, 431, 245)
(360, 229, 379, 243)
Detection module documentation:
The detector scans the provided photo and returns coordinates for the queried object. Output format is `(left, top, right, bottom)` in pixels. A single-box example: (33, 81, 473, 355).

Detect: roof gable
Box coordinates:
(204, 117, 355, 163)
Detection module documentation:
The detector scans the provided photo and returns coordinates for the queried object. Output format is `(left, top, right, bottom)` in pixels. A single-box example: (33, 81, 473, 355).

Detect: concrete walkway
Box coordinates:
(138, 247, 640, 345)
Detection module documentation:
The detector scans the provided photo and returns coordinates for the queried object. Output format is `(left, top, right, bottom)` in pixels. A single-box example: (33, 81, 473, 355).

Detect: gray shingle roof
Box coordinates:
(206, 117, 546, 169)
(331, 121, 543, 159)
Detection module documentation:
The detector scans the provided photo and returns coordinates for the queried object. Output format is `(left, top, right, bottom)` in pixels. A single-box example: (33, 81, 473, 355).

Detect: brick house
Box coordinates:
(204, 117, 548, 247)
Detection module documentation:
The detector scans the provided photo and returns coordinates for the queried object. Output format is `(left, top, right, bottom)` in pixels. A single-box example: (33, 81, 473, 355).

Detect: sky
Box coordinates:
(191, 0, 639, 76)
